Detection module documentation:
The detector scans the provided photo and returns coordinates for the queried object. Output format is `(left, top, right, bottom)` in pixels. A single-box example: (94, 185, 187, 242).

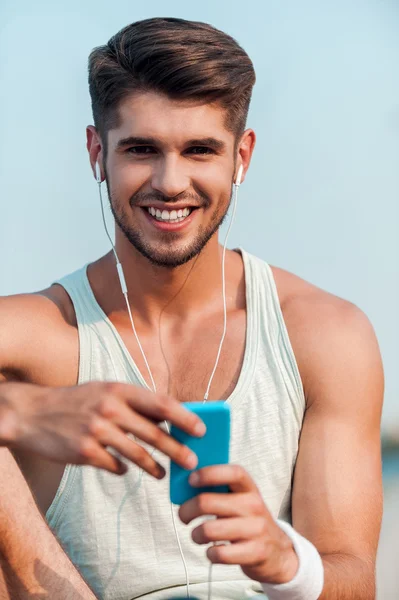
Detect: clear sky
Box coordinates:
(1, 0, 398, 429)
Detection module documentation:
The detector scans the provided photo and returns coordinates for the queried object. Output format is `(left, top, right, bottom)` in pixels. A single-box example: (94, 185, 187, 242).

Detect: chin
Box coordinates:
(115, 209, 224, 268)
(135, 243, 205, 268)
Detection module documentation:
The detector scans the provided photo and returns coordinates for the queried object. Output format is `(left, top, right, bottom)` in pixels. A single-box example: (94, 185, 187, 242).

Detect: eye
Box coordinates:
(126, 146, 155, 154)
(187, 147, 215, 155)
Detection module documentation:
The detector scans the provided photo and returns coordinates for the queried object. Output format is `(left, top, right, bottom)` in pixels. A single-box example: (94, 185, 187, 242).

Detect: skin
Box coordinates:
(0, 448, 97, 599)
(0, 91, 383, 598)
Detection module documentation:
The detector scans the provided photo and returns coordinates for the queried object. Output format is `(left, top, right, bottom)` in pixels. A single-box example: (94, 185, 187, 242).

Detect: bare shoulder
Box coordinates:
(0, 284, 78, 386)
(270, 264, 373, 336)
(270, 265, 383, 410)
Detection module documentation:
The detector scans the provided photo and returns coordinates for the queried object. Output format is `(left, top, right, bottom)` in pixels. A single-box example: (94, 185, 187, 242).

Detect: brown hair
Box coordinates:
(88, 17, 256, 153)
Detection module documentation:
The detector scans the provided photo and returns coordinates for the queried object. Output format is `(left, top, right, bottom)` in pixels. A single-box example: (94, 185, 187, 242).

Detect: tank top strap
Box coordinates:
(53, 265, 142, 386)
(53, 265, 97, 383)
(238, 248, 305, 421)
(54, 264, 96, 325)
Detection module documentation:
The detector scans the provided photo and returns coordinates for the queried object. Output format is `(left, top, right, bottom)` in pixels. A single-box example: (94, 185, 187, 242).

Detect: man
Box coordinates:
(0, 16, 383, 600)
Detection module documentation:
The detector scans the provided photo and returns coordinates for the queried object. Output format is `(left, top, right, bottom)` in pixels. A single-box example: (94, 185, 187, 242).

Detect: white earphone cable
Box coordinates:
(98, 168, 241, 600)
(99, 182, 120, 264)
(99, 182, 157, 393)
(203, 180, 239, 401)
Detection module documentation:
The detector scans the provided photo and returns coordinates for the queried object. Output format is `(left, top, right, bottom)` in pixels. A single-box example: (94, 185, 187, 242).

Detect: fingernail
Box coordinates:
(194, 421, 206, 436)
(156, 465, 166, 479)
(186, 453, 198, 470)
(190, 472, 200, 486)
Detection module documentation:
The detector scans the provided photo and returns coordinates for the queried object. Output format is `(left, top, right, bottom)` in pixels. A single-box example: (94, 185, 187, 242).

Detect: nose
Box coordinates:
(151, 155, 190, 199)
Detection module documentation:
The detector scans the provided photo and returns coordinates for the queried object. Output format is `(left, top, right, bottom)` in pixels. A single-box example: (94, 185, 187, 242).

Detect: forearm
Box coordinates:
(0, 381, 30, 447)
(320, 553, 375, 600)
(0, 448, 97, 599)
(0, 382, 16, 446)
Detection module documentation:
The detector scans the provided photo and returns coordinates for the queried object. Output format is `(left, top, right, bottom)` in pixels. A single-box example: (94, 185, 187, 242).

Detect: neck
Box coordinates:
(90, 233, 234, 325)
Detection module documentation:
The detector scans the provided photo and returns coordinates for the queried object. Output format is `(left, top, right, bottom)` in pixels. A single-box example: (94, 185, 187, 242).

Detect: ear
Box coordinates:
(87, 125, 103, 182)
(235, 129, 256, 185)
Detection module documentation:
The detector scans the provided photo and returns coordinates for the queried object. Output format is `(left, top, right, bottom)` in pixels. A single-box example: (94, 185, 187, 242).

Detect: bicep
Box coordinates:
(0, 295, 30, 379)
(291, 304, 383, 562)
(0, 292, 66, 382)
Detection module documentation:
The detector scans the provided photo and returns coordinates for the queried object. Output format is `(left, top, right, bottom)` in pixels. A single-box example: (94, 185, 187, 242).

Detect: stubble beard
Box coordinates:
(107, 187, 232, 269)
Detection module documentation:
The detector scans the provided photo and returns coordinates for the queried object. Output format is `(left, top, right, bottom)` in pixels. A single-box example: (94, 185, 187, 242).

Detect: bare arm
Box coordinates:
(0, 295, 99, 598)
(0, 448, 98, 599)
(290, 299, 384, 599)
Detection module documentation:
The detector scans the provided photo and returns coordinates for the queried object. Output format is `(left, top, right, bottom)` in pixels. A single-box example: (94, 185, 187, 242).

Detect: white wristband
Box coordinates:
(261, 520, 324, 600)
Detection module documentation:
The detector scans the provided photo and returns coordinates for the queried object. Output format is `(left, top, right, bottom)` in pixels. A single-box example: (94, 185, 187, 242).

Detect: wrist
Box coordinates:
(259, 527, 299, 585)
(258, 520, 299, 585)
(261, 520, 324, 600)
(275, 544, 300, 584)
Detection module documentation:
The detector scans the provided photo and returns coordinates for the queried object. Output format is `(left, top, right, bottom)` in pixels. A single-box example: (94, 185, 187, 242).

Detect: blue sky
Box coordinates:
(1, 0, 398, 429)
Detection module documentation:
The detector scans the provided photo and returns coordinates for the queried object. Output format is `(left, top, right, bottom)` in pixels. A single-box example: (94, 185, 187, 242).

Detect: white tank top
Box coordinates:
(46, 249, 305, 600)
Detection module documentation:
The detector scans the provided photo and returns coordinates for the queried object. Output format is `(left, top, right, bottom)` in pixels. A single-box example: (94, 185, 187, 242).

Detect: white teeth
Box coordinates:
(147, 206, 193, 222)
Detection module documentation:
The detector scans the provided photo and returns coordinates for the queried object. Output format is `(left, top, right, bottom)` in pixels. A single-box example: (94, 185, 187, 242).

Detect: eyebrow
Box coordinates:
(115, 136, 226, 152)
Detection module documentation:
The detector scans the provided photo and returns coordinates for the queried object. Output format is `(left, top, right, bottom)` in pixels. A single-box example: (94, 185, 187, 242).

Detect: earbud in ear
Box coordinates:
(235, 165, 243, 186)
(95, 162, 101, 183)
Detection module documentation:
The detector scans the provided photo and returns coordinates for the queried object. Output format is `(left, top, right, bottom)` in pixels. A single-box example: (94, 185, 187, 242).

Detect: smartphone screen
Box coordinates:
(169, 401, 230, 505)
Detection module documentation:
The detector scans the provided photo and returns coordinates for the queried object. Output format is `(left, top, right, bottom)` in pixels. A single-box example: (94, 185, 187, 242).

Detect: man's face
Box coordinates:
(103, 92, 237, 268)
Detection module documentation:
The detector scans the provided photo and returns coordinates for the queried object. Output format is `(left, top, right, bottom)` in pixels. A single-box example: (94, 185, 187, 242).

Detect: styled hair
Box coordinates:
(88, 17, 256, 152)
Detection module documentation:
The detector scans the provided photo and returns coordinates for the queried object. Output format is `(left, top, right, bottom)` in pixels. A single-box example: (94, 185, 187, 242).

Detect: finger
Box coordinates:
(120, 386, 206, 437)
(93, 419, 166, 479)
(179, 493, 244, 524)
(189, 464, 258, 493)
(207, 539, 263, 565)
(78, 438, 127, 475)
(95, 408, 198, 471)
(192, 517, 266, 545)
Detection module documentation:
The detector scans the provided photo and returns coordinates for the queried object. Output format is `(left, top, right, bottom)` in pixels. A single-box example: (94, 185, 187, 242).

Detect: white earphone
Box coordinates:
(95, 161, 102, 183)
(235, 164, 243, 186)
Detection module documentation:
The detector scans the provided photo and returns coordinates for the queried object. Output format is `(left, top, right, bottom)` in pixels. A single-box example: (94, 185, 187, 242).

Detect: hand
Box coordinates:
(0, 381, 205, 476)
(178, 464, 299, 585)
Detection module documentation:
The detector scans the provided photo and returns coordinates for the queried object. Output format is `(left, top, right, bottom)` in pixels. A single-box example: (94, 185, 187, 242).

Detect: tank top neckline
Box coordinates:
(79, 247, 259, 405)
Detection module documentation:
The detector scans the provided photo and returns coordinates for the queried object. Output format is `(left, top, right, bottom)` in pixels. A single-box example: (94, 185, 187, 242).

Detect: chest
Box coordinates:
(22, 301, 246, 401)
(108, 306, 247, 402)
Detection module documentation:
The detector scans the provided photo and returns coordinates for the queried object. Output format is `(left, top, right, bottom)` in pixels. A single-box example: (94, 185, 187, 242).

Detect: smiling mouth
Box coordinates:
(143, 206, 198, 224)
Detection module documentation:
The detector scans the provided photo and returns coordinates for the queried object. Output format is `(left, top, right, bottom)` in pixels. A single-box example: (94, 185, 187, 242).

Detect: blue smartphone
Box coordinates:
(169, 401, 230, 505)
